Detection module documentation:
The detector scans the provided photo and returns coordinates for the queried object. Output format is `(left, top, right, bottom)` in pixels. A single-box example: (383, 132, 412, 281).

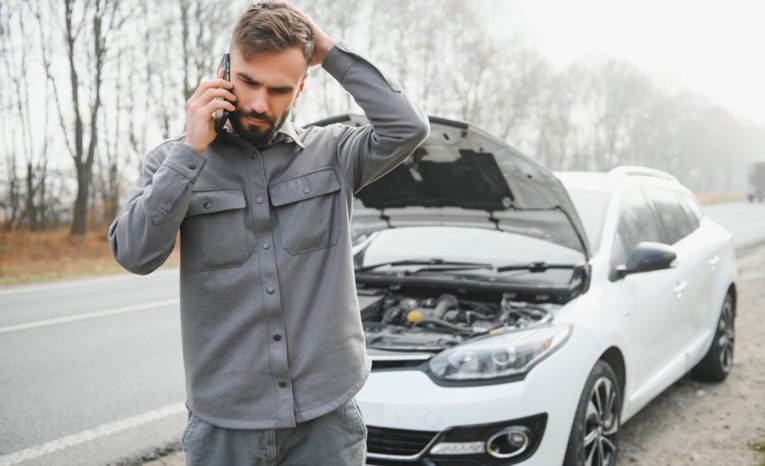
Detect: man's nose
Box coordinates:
(249, 88, 269, 115)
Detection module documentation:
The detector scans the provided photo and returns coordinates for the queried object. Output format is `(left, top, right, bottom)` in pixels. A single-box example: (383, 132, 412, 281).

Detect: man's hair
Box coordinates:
(231, 1, 314, 63)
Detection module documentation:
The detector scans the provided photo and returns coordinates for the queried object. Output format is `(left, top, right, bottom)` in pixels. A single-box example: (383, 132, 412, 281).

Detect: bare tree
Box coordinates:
(0, 1, 20, 230)
(46, 0, 124, 235)
(0, 0, 57, 231)
(179, 0, 238, 101)
(533, 70, 582, 170)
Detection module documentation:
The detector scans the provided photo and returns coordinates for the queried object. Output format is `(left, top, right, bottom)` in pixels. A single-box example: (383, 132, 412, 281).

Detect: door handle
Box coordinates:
(709, 256, 720, 271)
(674, 280, 688, 297)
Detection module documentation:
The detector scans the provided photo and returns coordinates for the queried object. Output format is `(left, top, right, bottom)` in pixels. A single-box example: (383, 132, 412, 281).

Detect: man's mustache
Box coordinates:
(234, 110, 276, 125)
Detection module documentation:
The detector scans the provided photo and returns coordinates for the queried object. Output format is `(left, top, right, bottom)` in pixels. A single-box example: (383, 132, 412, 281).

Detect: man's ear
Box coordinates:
(296, 74, 307, 98)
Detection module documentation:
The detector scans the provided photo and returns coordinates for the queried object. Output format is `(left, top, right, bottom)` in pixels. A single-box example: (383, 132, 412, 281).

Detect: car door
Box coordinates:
(644, 188, 708, 364)
(610, 189, 686, 401)
(678, 192, 726, 356)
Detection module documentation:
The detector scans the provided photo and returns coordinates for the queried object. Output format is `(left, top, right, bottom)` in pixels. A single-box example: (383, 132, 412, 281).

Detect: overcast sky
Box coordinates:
(509, 0, 765, 125)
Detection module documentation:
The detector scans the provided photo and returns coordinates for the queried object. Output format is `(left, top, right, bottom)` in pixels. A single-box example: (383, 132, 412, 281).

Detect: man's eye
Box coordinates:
(271, 89, 291, 95)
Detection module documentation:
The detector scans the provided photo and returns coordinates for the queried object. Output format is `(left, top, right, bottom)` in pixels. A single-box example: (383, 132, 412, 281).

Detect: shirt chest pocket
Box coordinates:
(268, 168, 342, 255)
(181, 188, 249, 272)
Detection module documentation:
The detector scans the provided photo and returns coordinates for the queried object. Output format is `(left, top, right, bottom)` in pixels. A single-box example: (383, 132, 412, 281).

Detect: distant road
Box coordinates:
(704, 201, 765, 250)
(0, 202, 763, 466)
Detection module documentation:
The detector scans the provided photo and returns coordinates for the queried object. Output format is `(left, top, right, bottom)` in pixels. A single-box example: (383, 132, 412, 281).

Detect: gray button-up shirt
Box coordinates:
(108, 42, 429, 429)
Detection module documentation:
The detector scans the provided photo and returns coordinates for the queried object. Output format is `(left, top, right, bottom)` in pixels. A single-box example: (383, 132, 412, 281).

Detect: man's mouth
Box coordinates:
(245, 116, 269, 126)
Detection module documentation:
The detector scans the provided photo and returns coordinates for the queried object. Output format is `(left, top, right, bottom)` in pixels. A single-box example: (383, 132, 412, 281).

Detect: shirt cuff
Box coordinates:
(161, 142, 207, 183)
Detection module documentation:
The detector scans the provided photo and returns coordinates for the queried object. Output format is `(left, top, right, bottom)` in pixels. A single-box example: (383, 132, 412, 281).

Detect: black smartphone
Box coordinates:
(215, 53, 231, 133)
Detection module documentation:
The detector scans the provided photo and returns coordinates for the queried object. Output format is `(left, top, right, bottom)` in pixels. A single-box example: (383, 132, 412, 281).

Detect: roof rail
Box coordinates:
(608, 166, 679, 183)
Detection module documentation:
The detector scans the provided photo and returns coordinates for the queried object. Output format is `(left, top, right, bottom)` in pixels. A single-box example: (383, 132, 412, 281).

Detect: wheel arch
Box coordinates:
(727, 282, 737, 315)
(600, 346, 626, 402)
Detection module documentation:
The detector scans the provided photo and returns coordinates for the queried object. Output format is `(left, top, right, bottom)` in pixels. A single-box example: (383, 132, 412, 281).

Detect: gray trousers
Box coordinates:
(181, 398, 367, 466)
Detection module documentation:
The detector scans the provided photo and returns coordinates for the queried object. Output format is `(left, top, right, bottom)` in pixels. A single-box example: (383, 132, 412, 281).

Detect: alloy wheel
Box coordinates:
(717, 298, 735, 373)
(583, 376, 619, 466)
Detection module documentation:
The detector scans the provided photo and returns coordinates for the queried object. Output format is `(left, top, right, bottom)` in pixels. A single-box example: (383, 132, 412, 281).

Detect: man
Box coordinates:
(108, 1, 429, 464)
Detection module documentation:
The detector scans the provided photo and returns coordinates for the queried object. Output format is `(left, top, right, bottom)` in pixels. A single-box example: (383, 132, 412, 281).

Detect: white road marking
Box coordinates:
(0, 268, 178, 297)
(0, 299, 180, 334)
(0, 402, 186, 466)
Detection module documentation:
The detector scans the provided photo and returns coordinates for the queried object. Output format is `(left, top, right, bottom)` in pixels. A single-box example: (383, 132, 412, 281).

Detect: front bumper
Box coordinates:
(358, 326, 598, 465)
(365, 414, 547, 466)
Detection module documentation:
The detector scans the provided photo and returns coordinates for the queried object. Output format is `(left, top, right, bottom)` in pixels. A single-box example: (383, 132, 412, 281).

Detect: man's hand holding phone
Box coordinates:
(183, 65, 236, 156)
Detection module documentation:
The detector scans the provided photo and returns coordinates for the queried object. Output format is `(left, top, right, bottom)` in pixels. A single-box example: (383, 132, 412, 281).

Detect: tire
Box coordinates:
(564, 360, 621, 466)
(691, 293, 735, 382)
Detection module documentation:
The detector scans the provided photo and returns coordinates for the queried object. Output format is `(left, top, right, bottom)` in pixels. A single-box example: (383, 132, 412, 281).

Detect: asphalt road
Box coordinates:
(0, 201, 764, 466)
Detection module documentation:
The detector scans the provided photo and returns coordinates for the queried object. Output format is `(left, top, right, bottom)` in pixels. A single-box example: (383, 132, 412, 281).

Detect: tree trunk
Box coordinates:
(24, 162, 38, 231)
(71, 163, 92, 235)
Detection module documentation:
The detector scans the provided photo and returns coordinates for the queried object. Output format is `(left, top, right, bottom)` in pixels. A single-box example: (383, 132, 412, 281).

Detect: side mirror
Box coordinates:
(615, 241, 676, 279)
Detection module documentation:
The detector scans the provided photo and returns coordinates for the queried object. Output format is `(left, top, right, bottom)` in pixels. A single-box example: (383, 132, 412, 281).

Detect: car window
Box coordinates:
(565, 189, 610, 254)
(611, 190, 663, 268)
(645, 189, 695, 244)
(680, 192, 704, 225)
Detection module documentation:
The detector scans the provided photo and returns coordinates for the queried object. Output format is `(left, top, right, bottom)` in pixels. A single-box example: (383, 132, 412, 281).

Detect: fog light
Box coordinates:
(486, 426, 530, 459)
(429, 441, 485, 455)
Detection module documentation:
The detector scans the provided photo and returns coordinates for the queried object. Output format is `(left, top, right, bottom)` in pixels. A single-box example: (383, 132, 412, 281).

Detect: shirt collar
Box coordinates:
(272, 120, 305, 149)
(222, 119, 305, 150)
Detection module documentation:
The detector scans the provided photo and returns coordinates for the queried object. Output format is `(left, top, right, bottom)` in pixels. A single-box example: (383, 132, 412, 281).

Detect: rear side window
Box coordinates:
(645, 189, 696, 244)
(611, 190, 663, 268)
(680, 193, 704, 224)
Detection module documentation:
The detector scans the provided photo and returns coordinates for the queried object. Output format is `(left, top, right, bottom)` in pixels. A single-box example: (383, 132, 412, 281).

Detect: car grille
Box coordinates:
(371, 359, 426, 370)
(367, 425, 439, 457)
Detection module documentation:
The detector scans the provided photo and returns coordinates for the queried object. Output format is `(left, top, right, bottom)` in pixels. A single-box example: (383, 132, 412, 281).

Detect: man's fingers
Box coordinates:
(199, 87, 237, 104)
(187, 78, 234, 106)
(202, 98, 236, 116)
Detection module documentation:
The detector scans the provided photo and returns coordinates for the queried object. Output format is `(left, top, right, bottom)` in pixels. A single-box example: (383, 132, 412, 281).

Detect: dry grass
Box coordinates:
(696, 191, 746, 204)
(0, 228, 179, 286)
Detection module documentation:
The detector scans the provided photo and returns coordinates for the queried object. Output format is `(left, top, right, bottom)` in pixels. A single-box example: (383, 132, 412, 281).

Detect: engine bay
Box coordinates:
(360, 290, 559, 352)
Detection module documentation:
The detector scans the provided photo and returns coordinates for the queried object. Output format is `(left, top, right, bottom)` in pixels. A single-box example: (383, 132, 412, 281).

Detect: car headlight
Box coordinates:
(428, 324, 572, 381)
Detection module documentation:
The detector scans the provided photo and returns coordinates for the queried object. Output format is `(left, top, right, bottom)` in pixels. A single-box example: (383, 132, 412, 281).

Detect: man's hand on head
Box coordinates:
(300, 11, 336, 67)
(183, 67, 237, 156)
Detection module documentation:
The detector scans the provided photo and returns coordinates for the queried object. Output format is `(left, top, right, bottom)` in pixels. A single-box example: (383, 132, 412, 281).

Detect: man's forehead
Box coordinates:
(231, 46, 307, 85)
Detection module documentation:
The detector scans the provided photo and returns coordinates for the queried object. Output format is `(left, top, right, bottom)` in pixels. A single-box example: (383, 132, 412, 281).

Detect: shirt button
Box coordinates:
(256, 196, 264, 204)
(203, 201, 212, 209)
(262, 242, 270, 250)
(273, 334, 282, 341)
(188, 162, 197, 170)
(303, 187, 311, 194)
(266, 286, 275, 294)
(278, 381, 288, 388)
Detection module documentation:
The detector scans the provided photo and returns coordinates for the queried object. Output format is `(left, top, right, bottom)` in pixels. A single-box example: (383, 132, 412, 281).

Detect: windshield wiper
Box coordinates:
(356, 258, 493, 274)
(494, 261, 579, 273)
(405, 261, 582, 277)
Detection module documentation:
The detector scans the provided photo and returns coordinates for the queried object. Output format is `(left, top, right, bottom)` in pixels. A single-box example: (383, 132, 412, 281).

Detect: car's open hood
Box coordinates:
(308, 114, 591, 258)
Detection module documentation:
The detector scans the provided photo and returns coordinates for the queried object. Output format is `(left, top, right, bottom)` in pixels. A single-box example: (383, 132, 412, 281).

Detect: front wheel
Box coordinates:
(691, 293, 735, 381)
(564, 360, 622, 466)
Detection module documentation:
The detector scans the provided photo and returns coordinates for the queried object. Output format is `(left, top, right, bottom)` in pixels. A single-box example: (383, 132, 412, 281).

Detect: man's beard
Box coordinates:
(229, 107, 291, 147)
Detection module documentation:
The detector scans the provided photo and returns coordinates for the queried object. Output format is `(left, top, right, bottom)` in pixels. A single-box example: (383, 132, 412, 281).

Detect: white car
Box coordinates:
(316, 115, 738, 466)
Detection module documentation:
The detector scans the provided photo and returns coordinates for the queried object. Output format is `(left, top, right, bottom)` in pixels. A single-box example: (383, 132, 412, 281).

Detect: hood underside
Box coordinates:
(308, 114, 591, 257)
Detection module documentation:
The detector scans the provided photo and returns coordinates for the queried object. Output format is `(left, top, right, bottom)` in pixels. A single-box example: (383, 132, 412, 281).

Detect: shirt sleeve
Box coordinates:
(322, 41, 430, 193)
(108, 140, 206, 274)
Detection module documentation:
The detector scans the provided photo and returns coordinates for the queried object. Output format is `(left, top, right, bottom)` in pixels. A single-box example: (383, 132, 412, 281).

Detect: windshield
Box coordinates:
(565, 189, 611, 254)
(359, 226, 584, 271)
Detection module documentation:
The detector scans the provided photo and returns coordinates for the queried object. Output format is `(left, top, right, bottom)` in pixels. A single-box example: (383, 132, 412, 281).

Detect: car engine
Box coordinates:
(360, 292, 557, 352)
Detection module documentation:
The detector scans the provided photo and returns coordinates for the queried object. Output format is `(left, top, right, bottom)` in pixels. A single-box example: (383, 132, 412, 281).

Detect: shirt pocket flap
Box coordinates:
(269, 168, 341, 207)
(187, 189, 246, 217)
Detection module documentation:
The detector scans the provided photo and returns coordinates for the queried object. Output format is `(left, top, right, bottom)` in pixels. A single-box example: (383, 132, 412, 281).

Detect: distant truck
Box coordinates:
(748, 162, 765, 202)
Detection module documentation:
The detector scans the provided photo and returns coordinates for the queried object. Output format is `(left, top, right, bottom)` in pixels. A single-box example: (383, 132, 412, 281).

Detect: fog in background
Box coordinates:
(2, 0, 764, 233)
